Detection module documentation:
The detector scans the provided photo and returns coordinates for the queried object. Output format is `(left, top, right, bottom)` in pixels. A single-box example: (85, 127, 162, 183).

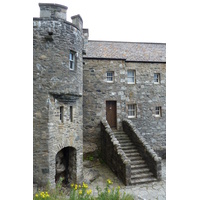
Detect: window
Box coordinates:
(70, 106, 73, 122)
(154, 73, 160, 84)
(69, 51, 75, 70)
(107, 71, 114, 82)
(60, 106, 64, 122)
(127, 70, 135, 84)
(128, 104, 137, 118)
(155, 106, 162, 117)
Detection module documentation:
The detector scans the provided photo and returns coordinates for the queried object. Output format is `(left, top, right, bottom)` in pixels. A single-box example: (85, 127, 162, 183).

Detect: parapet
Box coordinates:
(39, 3, 68, 20)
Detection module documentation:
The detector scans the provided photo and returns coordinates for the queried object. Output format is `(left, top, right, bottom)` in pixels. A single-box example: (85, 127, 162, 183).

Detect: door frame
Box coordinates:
(106, 100, 117, 129)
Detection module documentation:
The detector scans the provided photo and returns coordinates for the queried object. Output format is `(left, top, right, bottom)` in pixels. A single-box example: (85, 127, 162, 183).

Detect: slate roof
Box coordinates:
(84, 40, 166, 62)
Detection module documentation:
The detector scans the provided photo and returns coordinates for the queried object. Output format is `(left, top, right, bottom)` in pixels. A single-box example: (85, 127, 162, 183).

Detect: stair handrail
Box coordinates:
(101, 119, 132, 185)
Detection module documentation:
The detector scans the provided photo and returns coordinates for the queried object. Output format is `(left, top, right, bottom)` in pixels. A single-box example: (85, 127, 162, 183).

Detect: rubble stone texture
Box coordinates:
(33, 3, 84, 187)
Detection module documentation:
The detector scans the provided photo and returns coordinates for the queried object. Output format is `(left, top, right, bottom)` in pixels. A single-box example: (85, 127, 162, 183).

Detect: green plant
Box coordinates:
(87, 156, 94, 161)
(34, 178, 134, 200)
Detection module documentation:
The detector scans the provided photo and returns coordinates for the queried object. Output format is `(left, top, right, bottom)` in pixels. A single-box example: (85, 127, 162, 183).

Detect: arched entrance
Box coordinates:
(55, 147, 76, 184)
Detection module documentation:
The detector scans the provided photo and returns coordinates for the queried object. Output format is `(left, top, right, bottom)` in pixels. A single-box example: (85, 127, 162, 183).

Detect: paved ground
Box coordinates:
(87, 159, 166, 200)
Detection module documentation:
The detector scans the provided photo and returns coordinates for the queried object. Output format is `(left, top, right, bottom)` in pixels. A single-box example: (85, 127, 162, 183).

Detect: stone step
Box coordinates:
(119, 142, 133, 146)
(131, 163, 148, 169)
(124, 151, 140, 158)
(131, 171, 154, 179)
(115, 136, 130, 141)
(122, 149, 138, 157)
(129, 156, 143, 161)
(131, 168, 150, 174)
(131, 160, 145, 165)
(113, 131, 156, 185)
(121, 145, 137, 150)
(131, 177, 157, 185)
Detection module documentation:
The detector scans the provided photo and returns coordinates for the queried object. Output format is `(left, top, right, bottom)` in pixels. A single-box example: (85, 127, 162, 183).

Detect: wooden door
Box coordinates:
(106, 101, 117, 128)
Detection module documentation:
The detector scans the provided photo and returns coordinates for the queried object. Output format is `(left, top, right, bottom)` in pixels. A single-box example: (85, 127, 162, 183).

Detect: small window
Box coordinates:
(69, 51, 75, 70)
(60, 106, 64, 122)
(128, 104, 137, 118)
(155, 106, 162, 117)
(107, 71, 114, 82)
(154, 73, 160, 84)
(127, 70, 135, 84)
(70, 106, 73, 122)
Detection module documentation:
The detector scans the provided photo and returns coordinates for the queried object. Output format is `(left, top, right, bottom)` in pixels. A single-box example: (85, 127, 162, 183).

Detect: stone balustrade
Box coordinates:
(122, 119, 162, 180)
(101, 120, 131, 185)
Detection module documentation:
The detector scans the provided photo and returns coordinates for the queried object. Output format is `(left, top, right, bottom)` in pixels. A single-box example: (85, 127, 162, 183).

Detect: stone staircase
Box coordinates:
(113, 131, 157, 185)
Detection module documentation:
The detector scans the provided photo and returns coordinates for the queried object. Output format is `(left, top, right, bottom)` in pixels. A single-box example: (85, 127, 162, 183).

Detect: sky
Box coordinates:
(32, 0, 167, 43)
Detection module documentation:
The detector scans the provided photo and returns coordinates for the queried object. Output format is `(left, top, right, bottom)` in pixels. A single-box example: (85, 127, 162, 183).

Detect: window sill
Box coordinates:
(107, 81, 114, 83)
(128, 116, 136, 118)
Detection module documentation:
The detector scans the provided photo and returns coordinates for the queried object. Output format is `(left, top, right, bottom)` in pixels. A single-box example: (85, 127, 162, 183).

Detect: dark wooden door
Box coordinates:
(106, 101, 117, 128)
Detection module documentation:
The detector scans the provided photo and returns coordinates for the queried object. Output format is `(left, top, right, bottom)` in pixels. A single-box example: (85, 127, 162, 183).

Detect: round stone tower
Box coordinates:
(33, 3, 84, 187)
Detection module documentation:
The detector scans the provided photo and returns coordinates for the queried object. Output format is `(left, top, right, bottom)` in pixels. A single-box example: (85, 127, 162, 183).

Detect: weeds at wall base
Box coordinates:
(34, 178, 135, 200)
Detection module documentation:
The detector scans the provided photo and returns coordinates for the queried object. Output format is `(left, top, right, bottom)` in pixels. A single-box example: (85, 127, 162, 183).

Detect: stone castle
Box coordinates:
(33, 3, 166, 188)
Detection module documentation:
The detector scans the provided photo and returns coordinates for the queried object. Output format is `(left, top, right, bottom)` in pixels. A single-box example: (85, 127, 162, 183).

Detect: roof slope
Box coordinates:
(84, 40, 166, 62)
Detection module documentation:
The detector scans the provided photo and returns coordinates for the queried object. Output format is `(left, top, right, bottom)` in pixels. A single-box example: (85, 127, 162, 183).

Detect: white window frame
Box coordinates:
(107, 71, 114, 82)
(154, 73, 160, 84)
(127, 70, 135, 84)
(155, 106, 162, 117)
(128, 104, 137, 118)
(69, 51, 75, 70)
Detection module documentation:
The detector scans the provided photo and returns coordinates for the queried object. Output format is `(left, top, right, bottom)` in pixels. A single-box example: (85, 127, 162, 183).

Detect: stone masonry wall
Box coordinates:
(101, 120, 131, 185)
(33, 9, 84, 187)
(83, 59, 166, 155)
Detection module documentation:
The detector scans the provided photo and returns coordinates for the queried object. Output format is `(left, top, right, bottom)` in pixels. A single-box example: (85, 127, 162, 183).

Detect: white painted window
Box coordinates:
(154, 73, 160, 84)
(127, 70, 135, 84)
(69, 51, 75, 70)
(107, 71, 114, 82)
(155, 106, 162, 117)
(128, 104, 137, 118)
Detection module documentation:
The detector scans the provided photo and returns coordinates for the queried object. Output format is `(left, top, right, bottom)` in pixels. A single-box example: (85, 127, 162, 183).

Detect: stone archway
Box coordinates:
(55, 147, 76, 184)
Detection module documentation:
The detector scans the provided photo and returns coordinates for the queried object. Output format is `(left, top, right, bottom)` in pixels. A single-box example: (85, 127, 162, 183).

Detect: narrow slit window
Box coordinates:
(154, 73, 160, 84)
(70, 106, 73, 122)
(60, 106, 64, 123)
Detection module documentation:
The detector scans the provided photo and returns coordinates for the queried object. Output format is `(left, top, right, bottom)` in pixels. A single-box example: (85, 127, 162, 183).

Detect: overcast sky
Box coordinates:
(32, 0, 167, 43)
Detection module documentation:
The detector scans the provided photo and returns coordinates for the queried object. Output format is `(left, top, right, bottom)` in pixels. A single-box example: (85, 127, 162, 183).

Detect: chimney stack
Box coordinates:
(39, 3, 68, 20)
(71, 15, 83, 31)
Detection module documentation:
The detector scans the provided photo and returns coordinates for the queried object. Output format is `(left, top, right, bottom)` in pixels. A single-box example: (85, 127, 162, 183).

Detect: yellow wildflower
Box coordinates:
(79, 190, 82, 195)
(82, 182, 88, 188)
(86, 189, 92, 195)
(107, 179, 113, 185)
(74, 184, 78, 190)
(117, 186, 120, 189)
(108, 189, 111, 193)
(35, 194, 38, 198)
(79, 184, 82, 188)
(71, 183, 74, 188)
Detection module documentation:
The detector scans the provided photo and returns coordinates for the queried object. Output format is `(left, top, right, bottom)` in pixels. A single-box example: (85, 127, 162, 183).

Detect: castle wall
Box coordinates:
(83, 59, 166, 156)
(33, 4, 84, 187)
